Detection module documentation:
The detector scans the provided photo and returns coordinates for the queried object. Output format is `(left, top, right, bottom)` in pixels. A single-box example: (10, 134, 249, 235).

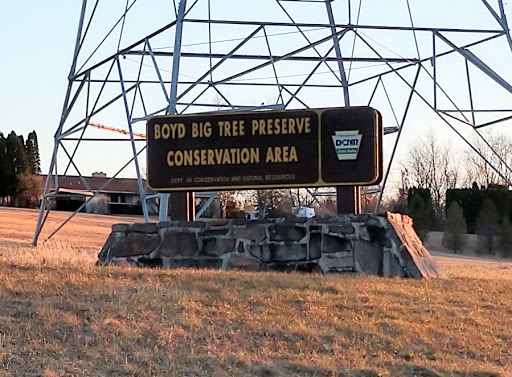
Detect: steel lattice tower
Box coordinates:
(33, 0, 512, 244)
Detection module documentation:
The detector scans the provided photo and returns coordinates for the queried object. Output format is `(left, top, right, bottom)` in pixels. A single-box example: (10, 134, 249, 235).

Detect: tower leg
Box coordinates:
(159, 0, 189, 222)
(32, 0, 88, 245)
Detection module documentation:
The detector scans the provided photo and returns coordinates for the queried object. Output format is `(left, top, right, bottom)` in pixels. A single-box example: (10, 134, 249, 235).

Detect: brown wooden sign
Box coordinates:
(147, 106, 382, 191)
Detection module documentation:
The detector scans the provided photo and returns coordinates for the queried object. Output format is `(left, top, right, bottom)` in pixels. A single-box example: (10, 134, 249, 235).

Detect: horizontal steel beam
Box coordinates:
(86, 79, 346, 88)
(438, 109, 512, 113)
(61, 138, 146, 142)
(185, 18, 503, 34)
(124, 50, 419, 63)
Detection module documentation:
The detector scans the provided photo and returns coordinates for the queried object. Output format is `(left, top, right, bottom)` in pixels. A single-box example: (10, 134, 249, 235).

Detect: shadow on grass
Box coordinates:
(243, 362, 504, 377)
(384, 364, 502, 377)
(0, 239, 32, 249)
(282, 363, 503, 377)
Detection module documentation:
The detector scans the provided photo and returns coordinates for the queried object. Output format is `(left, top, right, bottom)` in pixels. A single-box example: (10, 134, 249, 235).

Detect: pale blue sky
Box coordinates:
(1, 0, 511, 184)
(0, 1, 78, 161)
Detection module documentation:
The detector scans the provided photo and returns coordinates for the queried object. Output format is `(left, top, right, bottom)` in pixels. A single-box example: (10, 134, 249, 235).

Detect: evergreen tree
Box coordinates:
(476, 198, 500, 255)
(6, 131, 29, 174)
(0, 132, 8, 199)
(25, 131, 41, 174)
(407, 188, 434, 240)
(500, 215, 512, 257)
(442, 201, 467, 253)
(5, 131, 29, 204)
(0, 130, 42, 206)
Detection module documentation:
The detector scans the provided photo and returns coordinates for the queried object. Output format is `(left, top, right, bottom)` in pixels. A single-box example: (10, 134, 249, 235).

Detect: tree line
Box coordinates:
(0, 130, 42, 207)
(407, 185, 512, 257)
(398, 129, 512, 258)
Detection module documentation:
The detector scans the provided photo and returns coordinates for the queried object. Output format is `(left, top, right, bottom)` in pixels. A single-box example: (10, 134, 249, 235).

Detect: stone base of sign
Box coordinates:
(96, 212, 444, 278)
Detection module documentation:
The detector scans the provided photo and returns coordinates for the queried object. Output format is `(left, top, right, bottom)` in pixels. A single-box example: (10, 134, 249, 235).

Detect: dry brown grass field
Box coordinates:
(0, 207, 511, 377)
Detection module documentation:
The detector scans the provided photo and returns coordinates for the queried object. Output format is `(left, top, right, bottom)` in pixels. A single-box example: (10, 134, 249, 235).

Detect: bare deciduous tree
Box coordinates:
(401, 129, 459, 210)
(463, 132, 512, 187)
(288, 188, 316, 208)
(17, 172, 43, 208)
(224, 189, 294, 218)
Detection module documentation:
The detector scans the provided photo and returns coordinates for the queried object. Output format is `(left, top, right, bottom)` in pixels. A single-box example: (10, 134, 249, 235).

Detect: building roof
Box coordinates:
(41, 174, 218, 197)
(42, 174, 149, 195)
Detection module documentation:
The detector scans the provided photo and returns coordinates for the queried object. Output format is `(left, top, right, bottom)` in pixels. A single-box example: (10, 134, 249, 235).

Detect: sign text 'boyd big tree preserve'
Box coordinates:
(147, 107, 382, 191)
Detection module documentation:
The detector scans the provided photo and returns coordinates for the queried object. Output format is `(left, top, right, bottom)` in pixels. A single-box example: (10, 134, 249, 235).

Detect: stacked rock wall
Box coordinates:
(97, 213, 444, 278)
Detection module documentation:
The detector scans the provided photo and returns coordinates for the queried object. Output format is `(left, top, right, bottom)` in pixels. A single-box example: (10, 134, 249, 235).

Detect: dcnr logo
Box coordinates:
(331, 130, 363, 161)
(335, 138, 359, 147)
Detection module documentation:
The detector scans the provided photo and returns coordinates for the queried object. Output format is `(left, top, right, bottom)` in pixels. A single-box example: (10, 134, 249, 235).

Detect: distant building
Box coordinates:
(40, 172, 224, 218)
(41, 172, 157, 215)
